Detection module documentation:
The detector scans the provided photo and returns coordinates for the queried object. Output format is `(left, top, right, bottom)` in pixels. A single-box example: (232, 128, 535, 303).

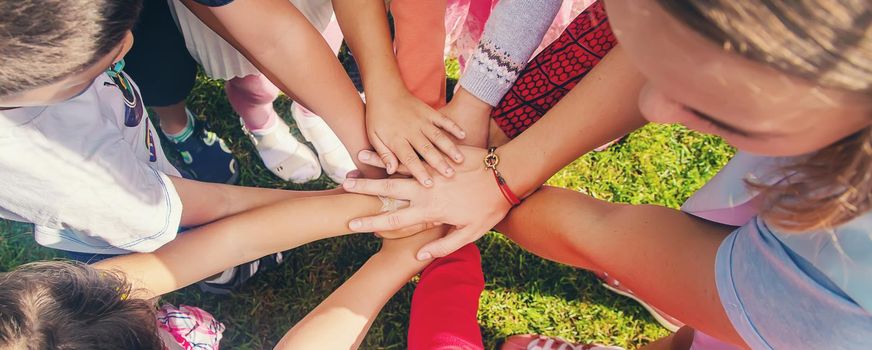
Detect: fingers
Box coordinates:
(422, 123, 464, 167)
(391, 140, 433, 187)
(345, 169, 363, 179)
(370, 134, 398, 175)
(347, 208, 428, 232)
(430, 112, 467, 142)
(359, 150, 414, 176)
(342, 177, 418, 199)
(415, 225, 483, 260)
(424, 125, 464, 164)
(410, 134, 454, 178)
(358, 150, 387, 169)
(391, 163, 413, 176)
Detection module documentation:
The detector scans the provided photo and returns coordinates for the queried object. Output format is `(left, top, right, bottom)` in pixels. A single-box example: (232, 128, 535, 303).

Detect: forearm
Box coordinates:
(332, 0, 405, 94)
(275, 251, 427, 349)
(180, 0, 380, 177)
(446, 88, 492, 147)
(95, 193, 382, 299)
(391, 0, 448, 107)
(499, 46, 648, 195)
(497, 186, 742, 345)
(496, 186, 617, 270)
(171, 176, 344, 226)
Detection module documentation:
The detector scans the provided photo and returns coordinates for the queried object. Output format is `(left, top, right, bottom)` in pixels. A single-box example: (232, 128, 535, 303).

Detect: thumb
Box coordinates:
(416, 225, 481, 260)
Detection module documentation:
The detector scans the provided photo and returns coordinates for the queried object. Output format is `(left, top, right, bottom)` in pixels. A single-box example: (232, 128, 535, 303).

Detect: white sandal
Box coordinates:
(291, 102, 357, 183)
(241, 117, 321, 183)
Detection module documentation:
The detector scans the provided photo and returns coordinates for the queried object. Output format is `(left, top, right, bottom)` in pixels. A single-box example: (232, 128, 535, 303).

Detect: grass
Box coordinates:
(0, 61, 735, 349)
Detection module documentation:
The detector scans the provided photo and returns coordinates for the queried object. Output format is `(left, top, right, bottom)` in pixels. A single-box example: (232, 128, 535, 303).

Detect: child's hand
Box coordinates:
(365, 88, 466, 187)
(345, 146, 512, 260)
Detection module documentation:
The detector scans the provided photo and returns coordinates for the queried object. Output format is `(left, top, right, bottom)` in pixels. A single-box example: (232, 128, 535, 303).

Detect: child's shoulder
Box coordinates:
(6, 74, 130, 133)
(0, 106, 45, 129)
(681, 152, 781, 224)
(693, 152, 872, 311)
(0, 74, 112, 128)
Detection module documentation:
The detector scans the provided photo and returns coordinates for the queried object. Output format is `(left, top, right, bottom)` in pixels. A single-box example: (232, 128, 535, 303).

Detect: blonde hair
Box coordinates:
(659, 0, 872, 231)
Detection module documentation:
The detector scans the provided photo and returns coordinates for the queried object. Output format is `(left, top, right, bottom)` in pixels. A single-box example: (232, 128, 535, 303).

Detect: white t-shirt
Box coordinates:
(0, 73, 183, 254)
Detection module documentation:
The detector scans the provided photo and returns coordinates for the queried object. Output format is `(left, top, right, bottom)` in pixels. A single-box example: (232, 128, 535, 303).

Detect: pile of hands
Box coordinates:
(343, 87, 516, 261)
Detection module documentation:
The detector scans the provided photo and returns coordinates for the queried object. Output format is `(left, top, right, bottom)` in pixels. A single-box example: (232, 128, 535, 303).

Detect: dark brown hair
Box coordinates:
(0, 0, 143, 96)
(658, 0, 872, 232)
(0, 261, 162, 350)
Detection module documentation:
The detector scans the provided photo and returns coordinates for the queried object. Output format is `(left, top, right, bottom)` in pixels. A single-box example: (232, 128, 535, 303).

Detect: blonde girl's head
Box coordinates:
(606, 0, 872, 231)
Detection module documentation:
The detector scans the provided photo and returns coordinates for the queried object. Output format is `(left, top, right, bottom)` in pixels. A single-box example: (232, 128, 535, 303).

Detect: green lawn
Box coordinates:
(0, 65, 734, 349)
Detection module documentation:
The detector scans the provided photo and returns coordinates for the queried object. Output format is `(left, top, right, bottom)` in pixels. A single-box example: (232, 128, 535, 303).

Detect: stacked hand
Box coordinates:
(343, 146, 513, 260)
(365, 89, 467, 187)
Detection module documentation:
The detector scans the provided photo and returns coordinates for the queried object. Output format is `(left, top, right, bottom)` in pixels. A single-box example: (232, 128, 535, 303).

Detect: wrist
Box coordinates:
(365, 79, 412, 105)
(345, 193, 387, 217)
(361, 64, 406, 98)
(451, 88, 492, 114)
(492, 143, 539, 199)
(484, 147, 522, 206)
(446, 89, 492, 146)
(374, 245, 429, 272)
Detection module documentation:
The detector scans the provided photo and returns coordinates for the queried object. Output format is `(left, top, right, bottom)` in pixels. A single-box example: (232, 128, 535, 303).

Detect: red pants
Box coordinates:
(408, 244, 485, 350)
(407, 2, 615, 349)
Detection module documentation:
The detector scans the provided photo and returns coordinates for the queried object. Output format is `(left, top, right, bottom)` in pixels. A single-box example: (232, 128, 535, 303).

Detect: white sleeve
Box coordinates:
(0, 126, 183, 253)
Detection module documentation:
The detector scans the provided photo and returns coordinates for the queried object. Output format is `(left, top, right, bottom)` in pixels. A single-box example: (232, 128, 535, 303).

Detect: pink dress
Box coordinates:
(156, 304, 225, 350)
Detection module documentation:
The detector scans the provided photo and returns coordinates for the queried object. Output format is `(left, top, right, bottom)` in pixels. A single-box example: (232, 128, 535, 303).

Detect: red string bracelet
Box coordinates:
(483, 147, 521, 206)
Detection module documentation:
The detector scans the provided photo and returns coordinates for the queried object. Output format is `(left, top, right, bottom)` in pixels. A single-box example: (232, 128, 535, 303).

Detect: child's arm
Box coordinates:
(496, 185, 745, 347)
(275, 229, 441, 350)
(169, 176, 343, 227)
(94, 193, 383, 299)
(179, 0, 380, 177)
(332, 0, 466, 186)
(390, 0, 448, 108)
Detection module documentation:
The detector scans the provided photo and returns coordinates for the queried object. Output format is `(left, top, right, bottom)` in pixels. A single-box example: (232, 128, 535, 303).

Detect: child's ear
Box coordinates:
(112, 31, 135, 64)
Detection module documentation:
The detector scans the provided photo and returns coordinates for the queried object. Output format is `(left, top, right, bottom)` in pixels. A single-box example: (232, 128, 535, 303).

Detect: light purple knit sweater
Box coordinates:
(458, 0, 563, 106)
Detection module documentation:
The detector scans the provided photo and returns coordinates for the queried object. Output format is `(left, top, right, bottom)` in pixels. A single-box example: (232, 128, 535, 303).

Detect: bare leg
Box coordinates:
(226, 74, 281, 130)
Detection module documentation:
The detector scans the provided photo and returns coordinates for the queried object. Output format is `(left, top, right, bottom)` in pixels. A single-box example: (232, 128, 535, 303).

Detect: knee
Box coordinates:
(225, 74, 280, 104)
